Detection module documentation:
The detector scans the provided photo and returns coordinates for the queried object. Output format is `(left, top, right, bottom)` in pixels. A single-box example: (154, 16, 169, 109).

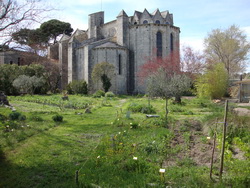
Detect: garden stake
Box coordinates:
(210, 118, 218, 181)
(75, 170, 79, 186)
(219, 100, 228, 180)
(159, 169, 165, 182)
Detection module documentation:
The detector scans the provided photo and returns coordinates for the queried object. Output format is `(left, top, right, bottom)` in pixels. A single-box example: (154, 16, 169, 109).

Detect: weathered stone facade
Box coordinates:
(0, 51, 21, 65)
(51, 9, 180, 94)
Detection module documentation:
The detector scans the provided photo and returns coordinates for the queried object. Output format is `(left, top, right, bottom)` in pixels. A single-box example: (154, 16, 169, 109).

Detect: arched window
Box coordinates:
(170, 33, 174, 51)
(134, 22, 137, 25)
(143, 20, 148, 24)
(118, 54, 122, 75)
(156, 31, 162, 57)
(18, 57, 20, 66)
(155, 20, 160, 24)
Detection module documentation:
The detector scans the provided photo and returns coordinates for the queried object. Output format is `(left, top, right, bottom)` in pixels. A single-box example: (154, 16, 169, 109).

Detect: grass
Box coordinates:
(0, 95, 249, 187)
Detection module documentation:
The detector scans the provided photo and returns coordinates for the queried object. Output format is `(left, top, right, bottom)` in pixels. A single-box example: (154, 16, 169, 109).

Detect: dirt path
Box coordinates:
(116, 99, 127, 108)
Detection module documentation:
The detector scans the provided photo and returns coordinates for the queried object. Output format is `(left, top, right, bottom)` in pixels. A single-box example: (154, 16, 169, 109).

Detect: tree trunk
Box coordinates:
(165, 97, 169, 119)
(148, 96, 151, 107)
(174, 95, 182, 104)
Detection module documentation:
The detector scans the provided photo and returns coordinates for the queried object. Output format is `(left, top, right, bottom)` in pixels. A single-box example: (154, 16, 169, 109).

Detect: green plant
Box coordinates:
(101, 74, 111, 92)
(4, 121, 19, 131)
(18, 114, 26, 121)
(65, 83, 73, 94)
(67, 80, 88, 95)
(0, 114, 6, 121)
(52, 114, 63, 122)
(130, 122, 139, 129)
(30, 115, 43, 122)
(105, 91, 115, 97)
(127, 103, 156, 114)
(91, 62, 115, 92)
(176, 157, 196, 167)
(195, 63, 228, 99)
(122, 158, 149, 173)
(9, 111, 22, 120)
(146, 117, 169, 128)
(93, 90, 105, 98)
(169, 105, 184, 112)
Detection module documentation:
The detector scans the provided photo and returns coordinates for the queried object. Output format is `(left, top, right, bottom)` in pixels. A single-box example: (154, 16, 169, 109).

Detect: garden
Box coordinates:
(0, 94, 249, 187)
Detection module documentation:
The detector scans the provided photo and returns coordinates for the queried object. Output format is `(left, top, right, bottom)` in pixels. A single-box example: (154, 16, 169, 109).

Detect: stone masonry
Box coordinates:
(49, 9, 180, 94)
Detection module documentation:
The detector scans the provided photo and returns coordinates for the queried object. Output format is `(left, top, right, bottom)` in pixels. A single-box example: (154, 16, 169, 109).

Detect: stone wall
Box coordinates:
(59, 41, 69, 89)
(48, 44, 59, 60)
(128, 24, 180, 93)
(0, 51, 20, 65)
(91, 47, 128, 94)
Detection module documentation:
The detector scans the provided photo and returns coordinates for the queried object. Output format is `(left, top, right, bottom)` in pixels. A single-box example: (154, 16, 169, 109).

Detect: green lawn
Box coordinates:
(0, 95, 249, 187)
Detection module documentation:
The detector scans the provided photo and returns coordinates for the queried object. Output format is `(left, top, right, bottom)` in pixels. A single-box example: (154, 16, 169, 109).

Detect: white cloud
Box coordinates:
(180, 36, 204, 52)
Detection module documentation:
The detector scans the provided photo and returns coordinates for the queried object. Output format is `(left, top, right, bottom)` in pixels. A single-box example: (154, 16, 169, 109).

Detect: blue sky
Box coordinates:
(46, 0, 250, 71)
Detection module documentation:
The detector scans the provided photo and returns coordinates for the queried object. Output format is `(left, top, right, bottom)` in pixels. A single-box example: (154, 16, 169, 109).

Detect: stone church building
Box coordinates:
(49, 9, 180, 94)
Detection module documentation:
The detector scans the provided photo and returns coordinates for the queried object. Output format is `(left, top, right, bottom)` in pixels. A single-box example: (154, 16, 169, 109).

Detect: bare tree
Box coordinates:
(181, 45, 205, 77)
(204, 25, 250, 77)
(0, 0, 53, 47)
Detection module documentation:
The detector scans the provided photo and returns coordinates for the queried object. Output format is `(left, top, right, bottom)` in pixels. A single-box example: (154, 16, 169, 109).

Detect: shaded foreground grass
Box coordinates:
(0, 95, 249, 187)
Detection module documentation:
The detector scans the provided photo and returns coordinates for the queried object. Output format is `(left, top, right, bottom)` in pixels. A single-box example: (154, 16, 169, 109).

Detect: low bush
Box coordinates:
(127, 103, 156, 114)
(105, 91, 115, 97)
(66, 80, 88, 95)
(9, 111, 22, 120)
(93, 90, 105, 98)
(52, 114, 63, 122)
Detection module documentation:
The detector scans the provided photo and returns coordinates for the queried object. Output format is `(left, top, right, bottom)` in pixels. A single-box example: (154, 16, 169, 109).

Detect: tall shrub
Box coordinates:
(195, 63, 228, 99)
(66, 80, 88, 95)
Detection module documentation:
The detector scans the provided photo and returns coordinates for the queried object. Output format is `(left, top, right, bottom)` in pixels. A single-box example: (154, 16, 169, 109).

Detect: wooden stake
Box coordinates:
(75, 170, 79, 186)
(210, 118, 218, 181)
(219, 100, 228, 180)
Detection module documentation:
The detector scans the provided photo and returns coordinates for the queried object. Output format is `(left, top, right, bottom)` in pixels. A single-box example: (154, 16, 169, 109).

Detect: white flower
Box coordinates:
(152, 141, 155, 144)
(207, 137, 211, 140)
(6, 125, 9, 128)
(11, 129, 14, 132)
(130, 122, 133, 125)
(97, 155, 100, 159)
(124, 130, 126, 133)
(27, 125, 30, 127)
(133, 156, 138, 160)
(118, 132, 121, 134)
(159, 168, 165, 173)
